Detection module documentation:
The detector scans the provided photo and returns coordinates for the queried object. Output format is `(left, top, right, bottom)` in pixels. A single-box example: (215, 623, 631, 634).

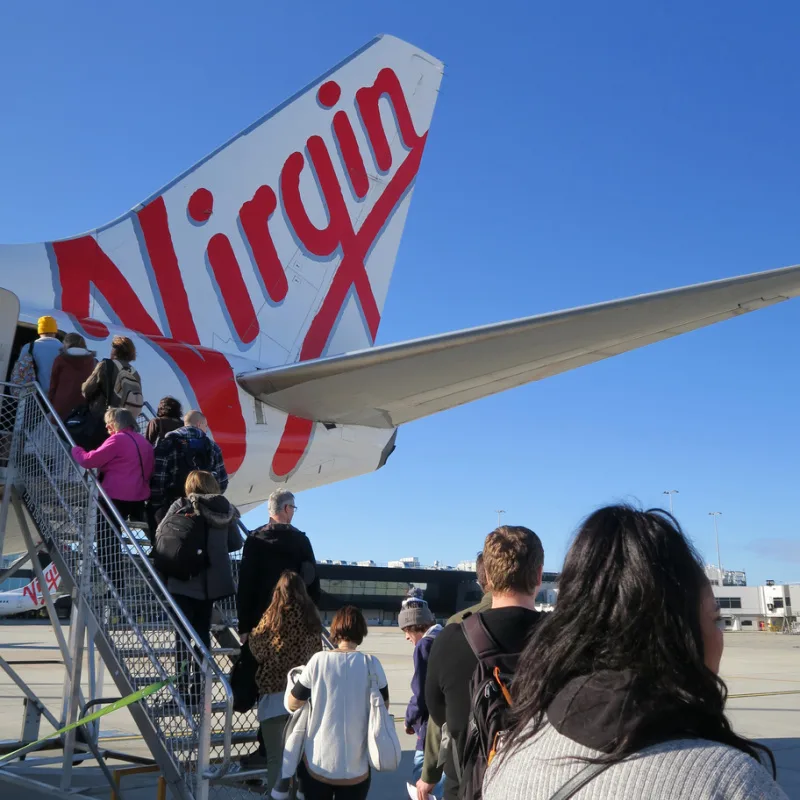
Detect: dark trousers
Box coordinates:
(172, 593, 214, 697)
(298, 763, 371, 800)
(96, 498, 144, 588)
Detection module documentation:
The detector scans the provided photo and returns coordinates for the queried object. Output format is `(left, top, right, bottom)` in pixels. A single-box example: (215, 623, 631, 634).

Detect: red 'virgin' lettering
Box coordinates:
(271, 68, 427, 476)
(137, 198, 200, 345)
(356, 68, 424, 172)
(52, 235, 247, 473)
(238, 185, 288, 303)
(333, 110, 369, 199)
(206, 233, 260, 344)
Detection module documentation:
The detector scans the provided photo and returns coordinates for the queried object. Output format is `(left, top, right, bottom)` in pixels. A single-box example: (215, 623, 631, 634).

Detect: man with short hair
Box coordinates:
(149, 410, 228, 527)
(420, 552, 495, 791)
(236, 489, 320, 642)
(421, 526, 545, 800)
(236, 488, 321, 770)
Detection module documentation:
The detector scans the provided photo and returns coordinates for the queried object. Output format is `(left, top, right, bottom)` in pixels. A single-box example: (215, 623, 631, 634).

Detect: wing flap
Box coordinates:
(237, 265, 800, 428)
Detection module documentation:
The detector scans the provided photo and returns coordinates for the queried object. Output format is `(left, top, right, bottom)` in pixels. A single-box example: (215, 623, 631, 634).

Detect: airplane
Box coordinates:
(1, 33, 800, 561)
(0, 562, 63, 617)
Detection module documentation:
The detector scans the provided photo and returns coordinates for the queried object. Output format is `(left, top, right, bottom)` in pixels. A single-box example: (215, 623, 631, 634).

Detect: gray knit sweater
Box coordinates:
(484, 723, 788, 800)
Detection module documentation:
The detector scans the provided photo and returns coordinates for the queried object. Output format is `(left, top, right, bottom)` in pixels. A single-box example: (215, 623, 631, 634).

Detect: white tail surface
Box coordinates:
(41, 35, 444, 366)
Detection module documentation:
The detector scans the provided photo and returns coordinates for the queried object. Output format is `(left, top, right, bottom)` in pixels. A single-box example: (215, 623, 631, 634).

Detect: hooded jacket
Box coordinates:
(405, 623, 443, 751)
(484, 670, 788, 800)
(48, 347, 97, 420)
(158, 493, 243, 601)
(71, 429, 154, 502)
(236, 521, 320, 635)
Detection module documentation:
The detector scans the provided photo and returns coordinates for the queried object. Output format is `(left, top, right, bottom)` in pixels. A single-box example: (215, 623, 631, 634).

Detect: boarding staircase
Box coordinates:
(0, 382, 266, 800)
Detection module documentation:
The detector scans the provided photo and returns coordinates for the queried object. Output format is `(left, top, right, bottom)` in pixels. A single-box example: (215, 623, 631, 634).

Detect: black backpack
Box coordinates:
(154, 507, 209, 581)
(458, 613, 520, 800)
(168, 435, 214, 503)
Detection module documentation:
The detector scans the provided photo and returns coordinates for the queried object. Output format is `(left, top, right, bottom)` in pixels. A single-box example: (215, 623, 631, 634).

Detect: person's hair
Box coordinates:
(401, 622, 430, 635)
(475, 552, 487, 591)
(503, 505, 775, 774)
(184, 409, 206, 427)
(157, 396, 182, 419)
(330, 605, 368, 645)
(268, 489, 295, 518)
(104, 407, 137, 432)
(63, 332, 86, 350)
(483, 526, 544, 595)
(185, 470, 220, 496)
(110, 335, 136, 362)
(261, 570, 322, 637)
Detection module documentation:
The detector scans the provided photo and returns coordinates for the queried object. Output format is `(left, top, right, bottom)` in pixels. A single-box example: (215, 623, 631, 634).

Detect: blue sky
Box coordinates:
(2, 1, 799, 584)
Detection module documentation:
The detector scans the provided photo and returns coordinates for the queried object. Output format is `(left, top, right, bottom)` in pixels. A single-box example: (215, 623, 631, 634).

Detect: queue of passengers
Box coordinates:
(13, 321, 791, 798)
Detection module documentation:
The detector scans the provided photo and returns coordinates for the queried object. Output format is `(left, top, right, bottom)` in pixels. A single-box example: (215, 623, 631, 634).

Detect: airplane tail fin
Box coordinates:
(45, 35, 444, 365)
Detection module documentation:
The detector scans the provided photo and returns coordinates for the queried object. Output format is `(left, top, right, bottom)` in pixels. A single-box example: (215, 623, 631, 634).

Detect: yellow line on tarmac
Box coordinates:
(729, 689, 800, 699)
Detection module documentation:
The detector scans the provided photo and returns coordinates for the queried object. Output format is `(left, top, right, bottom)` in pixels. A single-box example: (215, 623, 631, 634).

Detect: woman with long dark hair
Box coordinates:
(249, 570, 322, 797)
(484, 505, 788, 799)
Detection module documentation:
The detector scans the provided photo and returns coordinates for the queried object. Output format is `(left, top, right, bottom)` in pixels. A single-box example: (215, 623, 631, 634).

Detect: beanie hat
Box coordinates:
(398, 593, 435, 630)
(38, 316, 58, 335)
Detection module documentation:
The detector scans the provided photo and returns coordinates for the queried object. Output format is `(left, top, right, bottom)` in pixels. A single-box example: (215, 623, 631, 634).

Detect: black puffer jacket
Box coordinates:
(236, 521, 320, 634)
(158, 493, 243, 601)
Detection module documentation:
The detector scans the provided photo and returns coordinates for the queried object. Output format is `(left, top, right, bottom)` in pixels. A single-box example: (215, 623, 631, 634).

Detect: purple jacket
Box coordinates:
(405, 624, 443, 751)
(72, 431, 154, 502)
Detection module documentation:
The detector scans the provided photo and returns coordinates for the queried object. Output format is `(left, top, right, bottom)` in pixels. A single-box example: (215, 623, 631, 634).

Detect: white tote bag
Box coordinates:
(281, 666, 309, 779)
(365, 654, 401, 772)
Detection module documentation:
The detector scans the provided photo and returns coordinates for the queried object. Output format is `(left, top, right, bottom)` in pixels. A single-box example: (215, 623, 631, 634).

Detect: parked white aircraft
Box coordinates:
(1, 34, 800, 560)
(0, 562, 63, 617)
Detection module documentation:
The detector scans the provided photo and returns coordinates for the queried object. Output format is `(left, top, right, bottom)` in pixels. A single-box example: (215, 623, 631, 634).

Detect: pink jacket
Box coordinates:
(72, 431, 154, 502)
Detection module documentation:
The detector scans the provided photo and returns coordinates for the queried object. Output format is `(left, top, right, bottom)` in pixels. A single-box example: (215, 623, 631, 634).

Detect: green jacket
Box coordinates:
(447, 591, 493, 625)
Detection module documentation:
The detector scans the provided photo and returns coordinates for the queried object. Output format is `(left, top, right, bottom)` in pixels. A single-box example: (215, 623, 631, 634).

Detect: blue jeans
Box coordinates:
(412, 750, 445, 799)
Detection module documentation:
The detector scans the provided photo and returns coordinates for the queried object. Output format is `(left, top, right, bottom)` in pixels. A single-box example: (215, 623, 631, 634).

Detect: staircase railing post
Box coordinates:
(195, 660, 213, 800)
(60, 479, 97, 789)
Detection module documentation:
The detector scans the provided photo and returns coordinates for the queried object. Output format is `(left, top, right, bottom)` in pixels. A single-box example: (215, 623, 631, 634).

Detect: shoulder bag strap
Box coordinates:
(28, 342, 39, 380)
(547, 761, 614, 800)
(103, 359, 115, 406)
(462, 612, 503, 661)
(122, 431, 146, 482)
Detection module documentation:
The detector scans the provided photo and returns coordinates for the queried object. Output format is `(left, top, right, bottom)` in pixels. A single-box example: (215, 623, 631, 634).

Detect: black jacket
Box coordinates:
(236, 521, 320, 635)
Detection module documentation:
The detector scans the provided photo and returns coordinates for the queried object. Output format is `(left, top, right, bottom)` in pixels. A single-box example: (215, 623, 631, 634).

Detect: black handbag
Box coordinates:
(230, 641, 258, 712)
(65, 404, 108, 450)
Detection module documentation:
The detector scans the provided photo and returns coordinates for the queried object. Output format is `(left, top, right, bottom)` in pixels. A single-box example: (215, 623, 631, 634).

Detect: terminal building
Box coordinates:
(315, 559, 559, 625)
(705, 565, 799, 632)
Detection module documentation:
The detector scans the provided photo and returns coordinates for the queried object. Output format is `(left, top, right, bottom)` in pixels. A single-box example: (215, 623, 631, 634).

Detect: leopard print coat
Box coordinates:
(249, 604, 322, 696)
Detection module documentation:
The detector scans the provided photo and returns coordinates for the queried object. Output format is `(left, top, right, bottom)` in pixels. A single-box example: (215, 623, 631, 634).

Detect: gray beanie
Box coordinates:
(399, 595, 435, 630)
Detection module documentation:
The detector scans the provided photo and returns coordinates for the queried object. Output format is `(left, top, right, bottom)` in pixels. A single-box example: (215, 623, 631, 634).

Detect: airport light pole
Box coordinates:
(709, 512, 723, 582)
(495, 509, 506, 528)
(663, 490, 679, 515)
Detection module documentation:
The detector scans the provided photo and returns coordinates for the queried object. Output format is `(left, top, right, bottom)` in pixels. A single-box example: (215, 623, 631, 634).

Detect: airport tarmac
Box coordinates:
(0, 622, 799, 798)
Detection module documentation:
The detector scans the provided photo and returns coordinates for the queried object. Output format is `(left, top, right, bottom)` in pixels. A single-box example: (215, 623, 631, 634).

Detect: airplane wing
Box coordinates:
(237, 264, 800, 428)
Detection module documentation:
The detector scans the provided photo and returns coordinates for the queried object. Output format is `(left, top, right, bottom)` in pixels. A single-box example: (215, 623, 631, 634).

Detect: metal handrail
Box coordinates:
(15, 383, 236, 777)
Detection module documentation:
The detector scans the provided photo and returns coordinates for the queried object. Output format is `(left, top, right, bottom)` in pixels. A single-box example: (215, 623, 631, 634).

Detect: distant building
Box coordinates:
(711, 581, 798, 631)
(705, 565, 747, 587)
(456, 560, 477, 572)
(387, 557, 421, 569)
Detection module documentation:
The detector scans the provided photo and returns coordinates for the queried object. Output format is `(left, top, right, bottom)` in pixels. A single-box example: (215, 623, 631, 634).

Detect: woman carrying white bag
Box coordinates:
(287, 605, 400, 799)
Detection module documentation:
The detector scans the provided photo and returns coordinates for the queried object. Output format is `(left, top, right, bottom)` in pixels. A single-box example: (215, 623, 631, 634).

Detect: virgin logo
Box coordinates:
(21, 566, 59, 606)
(51, 68, 429, 478)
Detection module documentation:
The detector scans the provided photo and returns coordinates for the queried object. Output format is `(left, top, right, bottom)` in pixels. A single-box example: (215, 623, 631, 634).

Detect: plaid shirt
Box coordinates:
(150, 426, 228, 507)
